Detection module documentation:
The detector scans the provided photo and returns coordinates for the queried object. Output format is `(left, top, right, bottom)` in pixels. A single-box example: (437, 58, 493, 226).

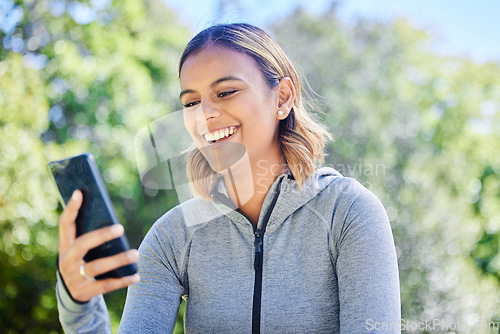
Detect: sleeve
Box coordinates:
(56, 271, 112, 334)
(334, 181, 401, 333)
(118, 216, 187, 333)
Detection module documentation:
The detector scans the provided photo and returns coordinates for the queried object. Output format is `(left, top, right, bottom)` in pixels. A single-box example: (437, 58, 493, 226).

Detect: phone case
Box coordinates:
(47, 152, 137, 279)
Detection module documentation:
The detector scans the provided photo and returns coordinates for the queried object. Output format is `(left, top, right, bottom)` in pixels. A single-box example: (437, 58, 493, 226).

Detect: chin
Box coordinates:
(198, 142, 248, 173)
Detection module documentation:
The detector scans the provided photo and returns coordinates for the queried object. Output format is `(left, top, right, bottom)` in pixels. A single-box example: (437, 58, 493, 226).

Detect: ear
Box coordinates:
(276, 77, 296, 119)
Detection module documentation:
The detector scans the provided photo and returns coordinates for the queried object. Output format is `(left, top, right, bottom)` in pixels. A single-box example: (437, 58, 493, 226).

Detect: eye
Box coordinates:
(183, 101, 200, 108)
(218, 90, 237, 98)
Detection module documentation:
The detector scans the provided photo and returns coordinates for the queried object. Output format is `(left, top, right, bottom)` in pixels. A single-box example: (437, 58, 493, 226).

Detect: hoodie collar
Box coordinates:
(210, 167, 343, 233)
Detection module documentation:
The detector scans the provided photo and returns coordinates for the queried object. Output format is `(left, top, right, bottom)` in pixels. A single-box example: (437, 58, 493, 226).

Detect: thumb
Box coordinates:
(59, 190, 82, 253)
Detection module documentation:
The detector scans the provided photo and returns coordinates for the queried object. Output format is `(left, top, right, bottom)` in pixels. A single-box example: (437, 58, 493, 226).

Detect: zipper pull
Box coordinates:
(254, 229, 263, 271)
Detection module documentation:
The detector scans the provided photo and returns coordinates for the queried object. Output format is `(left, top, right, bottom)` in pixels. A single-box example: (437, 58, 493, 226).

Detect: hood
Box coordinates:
(210, 167, 343, 231)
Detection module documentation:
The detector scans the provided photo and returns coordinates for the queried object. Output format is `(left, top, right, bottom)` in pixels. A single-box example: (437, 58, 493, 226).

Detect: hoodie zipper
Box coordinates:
(212, 178, 282, 334)
(252, 227, 264, 334)
(248, 185, 281, 334)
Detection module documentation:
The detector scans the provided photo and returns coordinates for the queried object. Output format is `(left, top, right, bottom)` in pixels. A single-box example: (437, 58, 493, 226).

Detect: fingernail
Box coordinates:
(130, 249, 140, 260)
(110, 224, 123, 234)
(131, 274, 140, 283)
(71, 191, 78, 201)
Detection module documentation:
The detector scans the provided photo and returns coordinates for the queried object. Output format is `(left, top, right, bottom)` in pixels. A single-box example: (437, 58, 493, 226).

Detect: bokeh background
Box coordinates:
(1, 0, 499, 333)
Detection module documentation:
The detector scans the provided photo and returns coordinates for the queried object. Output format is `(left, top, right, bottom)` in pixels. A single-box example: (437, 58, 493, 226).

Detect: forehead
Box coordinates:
(179, 46, 263, 88)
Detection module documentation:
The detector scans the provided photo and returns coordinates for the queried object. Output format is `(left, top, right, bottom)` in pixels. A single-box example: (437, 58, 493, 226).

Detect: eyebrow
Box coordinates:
(179, 76, 244, 99)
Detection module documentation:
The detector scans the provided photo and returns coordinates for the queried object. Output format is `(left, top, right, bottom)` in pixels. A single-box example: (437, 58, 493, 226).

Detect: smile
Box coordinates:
(203, 126, 239, 144)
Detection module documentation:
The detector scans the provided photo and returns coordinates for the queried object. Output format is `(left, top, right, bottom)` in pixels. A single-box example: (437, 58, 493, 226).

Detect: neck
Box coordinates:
(222, 154, 287, 225)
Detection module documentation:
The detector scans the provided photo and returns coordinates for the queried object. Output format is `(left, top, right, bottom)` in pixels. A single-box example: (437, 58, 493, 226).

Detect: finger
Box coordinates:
(71, 274, 141, 303)
(59, 190, 83, 252)
(83, 249, 139, 278)
(71, 224, 125, 259)
(59, 247, 138, 300)
(95, 274, 141, 296)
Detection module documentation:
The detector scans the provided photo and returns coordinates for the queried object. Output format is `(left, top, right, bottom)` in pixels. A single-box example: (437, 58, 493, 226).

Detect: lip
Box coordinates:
(202, 126, 239, 146)
(200, 125, 239, 136)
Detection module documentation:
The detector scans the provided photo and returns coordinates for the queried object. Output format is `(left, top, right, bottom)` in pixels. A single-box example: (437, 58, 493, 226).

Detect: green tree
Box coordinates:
(273, 7, 500, 330)
(0, 51, 71, 333)
(2, 1, 499, 333)
(1, 0, 189, 332)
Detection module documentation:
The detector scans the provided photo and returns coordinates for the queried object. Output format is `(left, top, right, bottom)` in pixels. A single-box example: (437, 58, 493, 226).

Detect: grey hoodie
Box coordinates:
(57, 167, 401, 333)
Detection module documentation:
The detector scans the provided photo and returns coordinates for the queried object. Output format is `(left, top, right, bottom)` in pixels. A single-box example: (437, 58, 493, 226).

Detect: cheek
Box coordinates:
(183, 110, 197, 138)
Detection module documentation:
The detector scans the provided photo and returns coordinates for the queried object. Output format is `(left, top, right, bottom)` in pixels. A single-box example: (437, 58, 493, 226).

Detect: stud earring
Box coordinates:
(277, 109, 285, 116)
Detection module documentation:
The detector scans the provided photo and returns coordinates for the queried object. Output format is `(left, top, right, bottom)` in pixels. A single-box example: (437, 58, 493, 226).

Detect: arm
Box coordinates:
(118, 212, 187, 333)
(56, 272, 112, 333)
(56, 190, 140, 333)
(334, 180, 401, 333)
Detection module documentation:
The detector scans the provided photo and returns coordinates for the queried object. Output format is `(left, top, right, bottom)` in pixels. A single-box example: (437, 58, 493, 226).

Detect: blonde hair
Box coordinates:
(179, 23, 332, 200)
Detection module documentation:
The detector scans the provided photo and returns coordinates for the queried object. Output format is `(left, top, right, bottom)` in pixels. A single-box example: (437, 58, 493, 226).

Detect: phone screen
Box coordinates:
(48, 153, 137, 279)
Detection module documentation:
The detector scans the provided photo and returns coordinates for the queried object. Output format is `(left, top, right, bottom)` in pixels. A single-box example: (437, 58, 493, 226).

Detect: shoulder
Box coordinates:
(140, 196, 219, 251)
(328, 179, 391, 253)
(331, 177, 384, 212)
(311, 170, 395, 263)
(312, 167, 384, 215)
(310, 167, 389, 237)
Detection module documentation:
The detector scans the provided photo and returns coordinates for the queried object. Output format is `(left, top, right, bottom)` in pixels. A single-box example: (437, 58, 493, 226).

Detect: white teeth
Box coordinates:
(204, 126, 237, 143)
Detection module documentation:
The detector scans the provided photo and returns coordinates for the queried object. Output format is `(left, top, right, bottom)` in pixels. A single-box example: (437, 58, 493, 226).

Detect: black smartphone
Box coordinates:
(47, 152, 137, 280)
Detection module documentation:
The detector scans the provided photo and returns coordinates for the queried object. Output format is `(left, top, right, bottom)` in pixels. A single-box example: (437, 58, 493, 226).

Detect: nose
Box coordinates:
(188, 100, 220, 136)
(196, 100, 220, 123)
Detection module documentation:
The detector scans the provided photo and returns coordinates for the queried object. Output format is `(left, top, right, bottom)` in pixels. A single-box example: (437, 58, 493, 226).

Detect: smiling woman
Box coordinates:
(56, 23, 401, 334)
(179, 24, 332, 209)
(180, 45, 294, 217)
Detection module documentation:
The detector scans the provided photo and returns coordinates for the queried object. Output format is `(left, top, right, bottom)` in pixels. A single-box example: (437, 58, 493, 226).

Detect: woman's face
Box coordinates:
(180, 46, 282, 171)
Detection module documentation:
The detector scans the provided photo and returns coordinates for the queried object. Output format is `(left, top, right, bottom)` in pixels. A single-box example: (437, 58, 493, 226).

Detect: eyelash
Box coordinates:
(183, 90, 238, 108)
(218, 89, 237, 98)
(183, 101, 199, 108)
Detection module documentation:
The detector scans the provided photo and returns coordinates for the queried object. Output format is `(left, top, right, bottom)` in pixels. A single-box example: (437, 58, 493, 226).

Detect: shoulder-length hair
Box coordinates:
(179, 23, 332, 200)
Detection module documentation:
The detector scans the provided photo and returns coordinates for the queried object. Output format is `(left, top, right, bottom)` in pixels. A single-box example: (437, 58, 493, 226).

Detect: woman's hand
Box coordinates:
(58, 190, 140, 303)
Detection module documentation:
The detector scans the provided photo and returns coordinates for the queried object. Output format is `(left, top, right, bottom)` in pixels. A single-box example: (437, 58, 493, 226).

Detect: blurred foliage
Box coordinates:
(1, 0, 188, 332)
(1, 0, 499, 333)
(274, 6, 500, 332)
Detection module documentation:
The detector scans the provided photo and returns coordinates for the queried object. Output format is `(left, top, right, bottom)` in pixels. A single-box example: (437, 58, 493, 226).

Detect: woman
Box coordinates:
(57, 23, 400, 333)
